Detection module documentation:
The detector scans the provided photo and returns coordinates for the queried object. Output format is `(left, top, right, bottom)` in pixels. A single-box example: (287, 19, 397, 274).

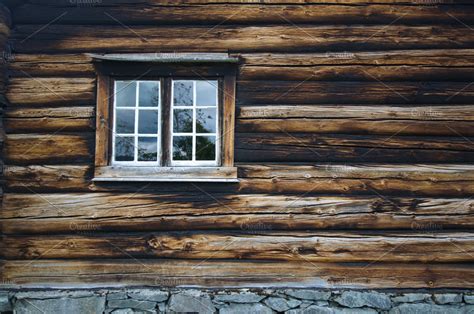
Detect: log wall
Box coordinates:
(1, 0, 474, 289)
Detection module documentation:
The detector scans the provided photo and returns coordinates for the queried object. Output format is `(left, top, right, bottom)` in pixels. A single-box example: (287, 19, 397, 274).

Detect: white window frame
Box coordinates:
(111, 80, 162, 166)
(170, 79, 220, 167)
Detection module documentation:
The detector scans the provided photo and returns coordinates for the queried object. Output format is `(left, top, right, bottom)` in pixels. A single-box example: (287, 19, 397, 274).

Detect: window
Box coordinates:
(92, 53, 238, 182)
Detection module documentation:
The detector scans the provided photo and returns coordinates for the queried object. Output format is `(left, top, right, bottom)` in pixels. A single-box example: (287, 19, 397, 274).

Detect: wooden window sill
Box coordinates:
(93, 166, 238, 182)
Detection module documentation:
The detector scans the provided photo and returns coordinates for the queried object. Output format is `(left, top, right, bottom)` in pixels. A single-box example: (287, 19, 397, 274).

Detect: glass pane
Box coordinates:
(173, 109, 193, 133)
(116, 81, 136, 107)
(173, 136, 192, 160)
(173, 81, 193, 106)
(115, 136, 134, 161)
(116, 109, 135, 134)
(139, 81, 160, 107)
(138, 110, 158, 134)
(138, 137, 158, 161)
(196, 108, 216, 133)
(196, 80, 217, 107)
(196, 136, 216, 161)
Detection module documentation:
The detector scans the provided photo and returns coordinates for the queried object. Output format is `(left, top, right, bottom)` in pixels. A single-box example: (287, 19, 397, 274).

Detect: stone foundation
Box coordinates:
(1, 288, 473, 313)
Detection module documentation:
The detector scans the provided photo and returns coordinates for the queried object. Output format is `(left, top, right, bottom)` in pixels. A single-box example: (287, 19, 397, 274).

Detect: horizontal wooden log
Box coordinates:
(2, 231, 473, 262)
(8, 54, 94, 77)
(235, 133, 474, 162)
(5, 163, 474, 196)
(4, 106, 95, 132)
(5, 104, 474, 136)
(241, 49, 474, 66)
(10, 25, 474, 53)
(10, 50, 474, 78)
(2, 192, 473, 234)
(3, 133, 94, 164)
(240, 65, 474, 81)
(2, 259, 473, 289)
(237, 105, 474, 135)
(12, 3, 474, 25)
(237, 81, 474, 104)
(6, 77, 95, 106)
(238, 105, 474, 120)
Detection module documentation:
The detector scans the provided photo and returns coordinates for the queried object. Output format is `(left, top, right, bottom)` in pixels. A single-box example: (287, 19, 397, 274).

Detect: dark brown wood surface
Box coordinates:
(1, 1, 474, 289)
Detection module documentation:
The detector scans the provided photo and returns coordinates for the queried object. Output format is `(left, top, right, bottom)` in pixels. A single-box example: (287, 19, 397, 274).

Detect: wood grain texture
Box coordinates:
(3, 133, 94, 164)
(2, 259, 473, 289)
(236, 81, 474, 104)
(12, 3, 474, 25)
(235, 133, 474, 163)
(2, 231, 473, 262)
(6, 77, 95, 106)
(1, 191, 472, 234)
(5, 163, 474, 196)
(10, 25, 474, 53)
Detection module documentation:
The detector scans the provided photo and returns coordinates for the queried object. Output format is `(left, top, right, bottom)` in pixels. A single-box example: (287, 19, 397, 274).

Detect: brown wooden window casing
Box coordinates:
(92, 55, 238, 182)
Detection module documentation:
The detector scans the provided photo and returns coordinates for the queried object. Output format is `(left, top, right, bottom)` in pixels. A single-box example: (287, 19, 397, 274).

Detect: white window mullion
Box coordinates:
(134, 81, 139, 162)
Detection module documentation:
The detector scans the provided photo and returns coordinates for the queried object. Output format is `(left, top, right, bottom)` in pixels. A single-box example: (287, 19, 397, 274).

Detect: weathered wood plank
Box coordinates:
(8, 54, 94, 77)
(239, 65, 474, 81)
(5, 163, 474, 195)
(3, 134, 94, 164)
(2, 231, 473, 262)
(12, 3, 474, 25)
(6, 104, 474, 137)
(1, 192, 472, 234)
(235, 133, 474, 163)
(241, 50, 474, 66)
(236, 81, 474, 104)
(2, 259, 473, 289)
(6, 77, 95, 106)
(4, 106, 94, 132)
(10, 50, 474, 78)
(10, 25, 474, 53)
(237, 105, 474, 135)
(4, 133, 472, 164)
(238, 105, 474, 120)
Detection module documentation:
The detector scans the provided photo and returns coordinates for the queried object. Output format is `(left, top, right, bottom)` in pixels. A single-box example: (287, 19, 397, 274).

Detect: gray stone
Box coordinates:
(334, 291, 391, 310)
(14, 290, 95, 299)
(391, 293, 431, 303)
(464, 294, 474, 304)
(168, 291, 215, 314)
(0, 291, 11, 312)
(108, 292, 128, 300)
(220, 302, 273, 314)
(264, 296, 301, 312)
(127, 289, 169, 302)
(334, 309, 378, 314)
(284, 289, 331, 301)
(111, 309, 134, 314)
(213, 291, 264, 303)
(157, 302, 166, 312)
(14, 296, 105, 314)
(390, 303, 474, 314)
(433, 293, 463, 304)
(108, 299, 156, 311)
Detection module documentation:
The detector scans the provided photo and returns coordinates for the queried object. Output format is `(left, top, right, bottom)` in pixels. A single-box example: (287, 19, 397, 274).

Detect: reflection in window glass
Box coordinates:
(171, 80, 218, 164)
(138, 137, 158, 161)
(138, 110, 158, 134)
(115, 136, 135, 161)
(196, 80, 217, 106)
(116, 81, 136, 107)
(196, 136, 216, 161)
(139, 81, 160, 107)
(173, 81, 193, 106)
(173, 136, 193, 160)
(116, 109, 135, 134)
(113, 80, 160, 164)
(196, 108, 216, 133)
(173, 109, 193, 133)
